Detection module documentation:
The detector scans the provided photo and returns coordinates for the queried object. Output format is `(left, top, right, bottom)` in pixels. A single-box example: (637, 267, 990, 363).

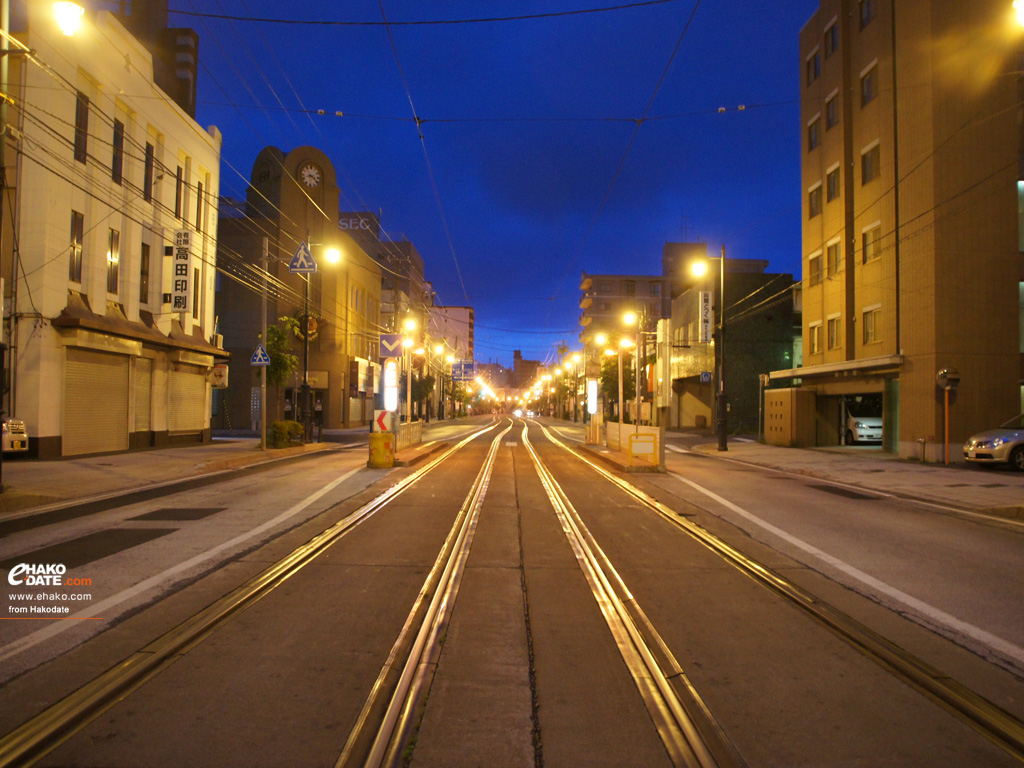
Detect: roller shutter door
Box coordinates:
(64, 349, 129, 455)
(168, 367, 207, 431)
(134, 358, 152, 432)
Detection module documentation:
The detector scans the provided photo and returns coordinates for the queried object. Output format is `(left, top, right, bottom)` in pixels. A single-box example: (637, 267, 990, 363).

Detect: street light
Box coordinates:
(691, 245, 728, 451)
(54, 2, 84, 35)
(618, 313, 634, 434)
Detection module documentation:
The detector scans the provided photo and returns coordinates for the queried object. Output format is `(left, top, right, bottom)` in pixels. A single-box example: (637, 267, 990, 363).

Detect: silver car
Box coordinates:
(963, 414, 1024, 471)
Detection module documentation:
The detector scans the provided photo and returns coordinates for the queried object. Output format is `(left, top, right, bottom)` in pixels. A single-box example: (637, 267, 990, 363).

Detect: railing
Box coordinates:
(396, 420, 423, 450)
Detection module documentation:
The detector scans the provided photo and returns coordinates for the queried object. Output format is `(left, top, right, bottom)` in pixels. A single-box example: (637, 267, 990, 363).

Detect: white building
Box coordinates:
(2, 5, 223, 457)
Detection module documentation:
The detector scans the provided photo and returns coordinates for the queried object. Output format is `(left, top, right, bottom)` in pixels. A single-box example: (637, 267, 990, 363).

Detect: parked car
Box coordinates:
(963, 414, 1024, 471)
(845, 396, 882, 443)
(2, 417, 28, 453)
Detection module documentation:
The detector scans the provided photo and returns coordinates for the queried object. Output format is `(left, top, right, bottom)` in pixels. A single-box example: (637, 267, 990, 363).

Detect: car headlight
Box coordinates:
(854, 421, 867, 429)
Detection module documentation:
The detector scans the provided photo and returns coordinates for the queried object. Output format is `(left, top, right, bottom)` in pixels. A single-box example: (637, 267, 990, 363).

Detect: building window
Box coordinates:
(193, 267, 200, 320)
(808, 117, 821, 151)
(808, 184, 823, 218)
(175, 166, 184, 219)
(649, 283, 661, 298)
(861, 63, 878, 106)
(598, 281, 611, 293)
(144, 143, 155, 202)
(806, 49, 821, 85)
(826, 93, 839, 129)
(827, 316, 842, 349)
(625, 280, 636, 297)
(863, 306, 881, 344)
(826, 166, 841, 201)
(140, 242, 150, 304)
(69, 210, 84, 282)
(196, 181, 204, 232)
(861, 142, 881, 184)
(74, 91, 89, 164)
(827, 241, 842, 276)
(862, 223, 882, 262)
(824, 23, 839, 58)
(107, 229, 120, 295)
(809, 322, 823, 354)
(111, 119, 125, 184)
(808, 252, 822, 286)
(859, 0, 876, 29)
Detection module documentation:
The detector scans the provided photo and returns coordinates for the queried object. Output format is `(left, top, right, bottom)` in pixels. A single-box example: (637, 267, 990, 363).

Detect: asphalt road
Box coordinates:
(1, 417, 1023, 767)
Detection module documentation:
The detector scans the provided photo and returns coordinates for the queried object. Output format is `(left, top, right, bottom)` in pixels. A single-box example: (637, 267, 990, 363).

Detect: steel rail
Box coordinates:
(0, 423, 499, 768)
(522, 423, 744, 768)
(337, 420, 513, 768)
(541, 424, 1024, 764)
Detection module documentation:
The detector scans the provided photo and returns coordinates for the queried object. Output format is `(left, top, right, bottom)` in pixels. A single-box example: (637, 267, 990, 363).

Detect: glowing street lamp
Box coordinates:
(54, 2, 84, 35)
(691, 245, 728, 451)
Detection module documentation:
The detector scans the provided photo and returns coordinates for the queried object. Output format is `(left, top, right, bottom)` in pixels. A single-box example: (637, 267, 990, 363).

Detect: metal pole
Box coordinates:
(617, 349, 624, 435)
(406, 348, 412, 426)
(717, 244, 728, 452)
(301, 275, 311, 441)
(634, 326, 640, 434)
(260, 237, 268, 450)
(944, 387, 950, 465)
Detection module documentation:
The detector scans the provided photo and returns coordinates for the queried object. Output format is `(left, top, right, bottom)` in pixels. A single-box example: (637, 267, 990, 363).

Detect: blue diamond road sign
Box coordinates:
(251, 344, 271, 366)
(288, 242, 317, 274)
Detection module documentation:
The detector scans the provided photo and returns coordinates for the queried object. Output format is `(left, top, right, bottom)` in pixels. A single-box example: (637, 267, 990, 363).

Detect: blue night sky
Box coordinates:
(176, 0, 820, 366)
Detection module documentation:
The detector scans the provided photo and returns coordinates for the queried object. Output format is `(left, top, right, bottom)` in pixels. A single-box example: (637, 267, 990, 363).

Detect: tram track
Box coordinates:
(536, 423, 1024, 764)
(0, 421, 502, 768)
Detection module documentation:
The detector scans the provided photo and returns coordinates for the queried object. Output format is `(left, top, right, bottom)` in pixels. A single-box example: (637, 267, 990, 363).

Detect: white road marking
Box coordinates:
(670, 471, 1024, 666)
(0, 467, 364, 663)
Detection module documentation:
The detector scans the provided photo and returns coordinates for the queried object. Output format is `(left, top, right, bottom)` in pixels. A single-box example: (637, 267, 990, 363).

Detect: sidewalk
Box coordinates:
(579, 430, 1024, 517)
(687, 440, 1024, 517)
(0, 438, 336, 516)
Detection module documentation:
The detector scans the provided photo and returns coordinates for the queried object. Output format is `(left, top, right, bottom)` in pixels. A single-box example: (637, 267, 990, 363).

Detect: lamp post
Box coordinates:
(402, 317, 417, 425)
(297, 244, 340, 441)
(624, 311, 642, 432)
(692, 245, 728, 451)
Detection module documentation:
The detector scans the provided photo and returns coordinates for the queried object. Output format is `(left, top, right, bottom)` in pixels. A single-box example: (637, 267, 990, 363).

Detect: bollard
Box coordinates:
(367, 432, 395, 468)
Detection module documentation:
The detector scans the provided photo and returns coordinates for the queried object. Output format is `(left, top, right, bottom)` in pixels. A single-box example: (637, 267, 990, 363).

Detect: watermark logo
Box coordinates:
(8, 563, 67, 587)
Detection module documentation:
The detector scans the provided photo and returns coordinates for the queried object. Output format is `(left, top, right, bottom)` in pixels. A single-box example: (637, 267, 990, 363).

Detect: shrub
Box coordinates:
(267, 420, 305, 448)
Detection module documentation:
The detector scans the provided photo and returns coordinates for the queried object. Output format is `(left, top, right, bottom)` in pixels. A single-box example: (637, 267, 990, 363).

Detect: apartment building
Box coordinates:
(2, 6, 223, 457)
(775, 0, 1023, 456)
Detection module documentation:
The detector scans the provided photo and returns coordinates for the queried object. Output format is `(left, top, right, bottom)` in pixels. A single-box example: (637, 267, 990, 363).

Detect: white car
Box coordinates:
(963, 414, 1024, 471)
(845, 397, 883, 443)
(2, 417, 28, 453)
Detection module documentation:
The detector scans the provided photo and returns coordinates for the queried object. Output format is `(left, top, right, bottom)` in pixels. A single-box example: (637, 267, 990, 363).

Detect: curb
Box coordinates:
(198, 441, 337, 474)
(576, 444, 664, 473)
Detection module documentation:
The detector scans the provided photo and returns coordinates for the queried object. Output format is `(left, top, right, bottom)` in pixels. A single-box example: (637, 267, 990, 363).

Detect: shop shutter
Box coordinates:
(134, 357, 152, 432)
(168, 367, 207, 431)
(64, 348, 129, 455)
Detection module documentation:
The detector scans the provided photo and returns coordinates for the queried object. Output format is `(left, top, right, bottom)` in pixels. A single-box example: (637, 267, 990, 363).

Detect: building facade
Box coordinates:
(779, 0, 1024, 456)
(2, 6, 223, 458)
(215, 147, 382, 431)
(669, 259, 798, 432)
(579, 271, 670, 345)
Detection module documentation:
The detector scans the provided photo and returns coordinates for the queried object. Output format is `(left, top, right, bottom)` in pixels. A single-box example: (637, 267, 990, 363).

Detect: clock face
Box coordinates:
(299, 163, 321, 188)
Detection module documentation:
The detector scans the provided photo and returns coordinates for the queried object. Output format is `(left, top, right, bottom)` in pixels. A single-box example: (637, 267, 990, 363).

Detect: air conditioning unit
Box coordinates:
(212, 333, 224, 348)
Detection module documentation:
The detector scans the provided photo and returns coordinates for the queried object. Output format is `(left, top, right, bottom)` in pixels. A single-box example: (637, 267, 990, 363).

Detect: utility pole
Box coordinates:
(260, 237, 268, 450)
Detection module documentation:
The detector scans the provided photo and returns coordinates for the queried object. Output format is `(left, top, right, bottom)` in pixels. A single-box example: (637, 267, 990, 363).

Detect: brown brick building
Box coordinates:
(771, 0, 1023, 457)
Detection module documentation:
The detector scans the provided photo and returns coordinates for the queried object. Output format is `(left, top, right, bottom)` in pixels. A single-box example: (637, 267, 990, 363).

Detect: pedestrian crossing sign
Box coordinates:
(288, 241, 317, 273)
(251, 344, 271, 366)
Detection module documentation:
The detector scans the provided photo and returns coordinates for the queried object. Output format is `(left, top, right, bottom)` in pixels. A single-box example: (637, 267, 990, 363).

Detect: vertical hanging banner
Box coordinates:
(699, 290, 712, 343)
(172, 229, 193, 313)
